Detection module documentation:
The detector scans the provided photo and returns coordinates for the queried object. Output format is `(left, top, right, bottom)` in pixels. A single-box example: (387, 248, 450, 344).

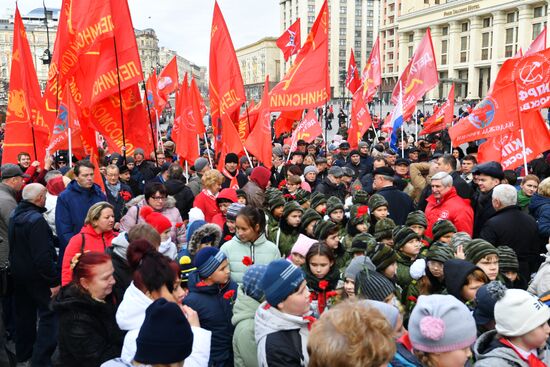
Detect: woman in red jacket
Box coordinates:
(61, 202, 116, 285)
(193, 169, 224, 223)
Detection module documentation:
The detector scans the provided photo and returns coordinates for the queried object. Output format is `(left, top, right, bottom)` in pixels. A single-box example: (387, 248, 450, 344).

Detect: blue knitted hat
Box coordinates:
(261, 260, 305, 306)
(243, 264, 268, 302)
(193, 247, 227, 279)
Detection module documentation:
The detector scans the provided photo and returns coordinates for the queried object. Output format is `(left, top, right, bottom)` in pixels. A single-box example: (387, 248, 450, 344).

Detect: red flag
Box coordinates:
(270, 0, 330, 111)
(145, 70, 166, 118)
(4, 6, 49, 164)
(478, 112, 550, 170)
(245, 77, 272, 169)
(175, 74, 199, 163)
(158, 56, 179, 99)
(277, 18, 301, 62)
(274, 109, 303, 137)
(47, 84, 85, 155)
(361, 36, 382, 103)
(348, 89, 373, 149)
(171, 79, 183, 144)
(526, 26, 547, 56)
(190, 78, 206, 135)
(346, 49, 361, 94)
(391, 28, 438, 120)
(449, 82, 520, 146)
(288, 109, 323, 151)
(420, 84, 455, 136)
(79, 123, 105, 193)
(209, 1, 246, 156)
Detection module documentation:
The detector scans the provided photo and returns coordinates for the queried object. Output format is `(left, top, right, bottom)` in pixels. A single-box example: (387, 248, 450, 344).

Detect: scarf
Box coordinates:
(499, 338, 547, 367)
(304, 265, 340, 315)
(106, 181, 121, 199)
(517, 190, 532, 210)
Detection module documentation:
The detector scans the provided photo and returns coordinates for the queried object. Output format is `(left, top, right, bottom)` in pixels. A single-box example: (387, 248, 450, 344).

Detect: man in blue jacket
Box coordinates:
(55, 160, 106, 263)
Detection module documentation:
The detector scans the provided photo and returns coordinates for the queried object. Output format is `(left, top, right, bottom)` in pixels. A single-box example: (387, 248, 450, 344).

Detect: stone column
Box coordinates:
(467, 17, 482, 100)
(398, 31, 408, 74)
(448, 21, 461, 81)
(490, 11, 506, 84)
(517, 4, 532, 51)
(430, 26, 442, 99)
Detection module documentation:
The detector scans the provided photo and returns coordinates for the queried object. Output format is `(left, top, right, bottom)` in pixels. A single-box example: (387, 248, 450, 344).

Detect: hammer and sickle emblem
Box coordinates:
(519, 61, 544, 84)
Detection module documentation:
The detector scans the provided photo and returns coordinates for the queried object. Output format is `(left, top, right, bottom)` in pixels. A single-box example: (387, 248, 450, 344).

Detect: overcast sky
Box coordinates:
(5, 0, 280, 66)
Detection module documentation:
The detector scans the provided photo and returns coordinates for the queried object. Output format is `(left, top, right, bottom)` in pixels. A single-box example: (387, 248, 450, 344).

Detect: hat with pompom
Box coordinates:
(495, 289, 550, 336)
(140, 206, 172, 235)
(473, 281, 507, 326)
(409, 294, 477, 353)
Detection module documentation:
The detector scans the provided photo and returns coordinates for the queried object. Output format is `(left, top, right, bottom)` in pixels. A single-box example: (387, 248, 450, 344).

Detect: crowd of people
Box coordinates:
(2, 111, 550, 367)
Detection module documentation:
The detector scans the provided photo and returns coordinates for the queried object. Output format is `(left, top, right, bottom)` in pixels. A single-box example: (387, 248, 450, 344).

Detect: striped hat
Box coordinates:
(193, 247, 227, 279)
(261, 260, 305, 306)
(355, 268, 396, 302)
(498, 246, 519, 272)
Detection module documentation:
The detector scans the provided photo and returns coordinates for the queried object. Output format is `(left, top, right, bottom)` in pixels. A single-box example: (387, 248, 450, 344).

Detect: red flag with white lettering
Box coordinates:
(420, 84, 455, 136)
(245, 77, 273, 169)
(158, 56, 179, 99)
(346, 49, 361, 94)
(478, 112, 550, 170)
(391, 28, 438, 121)
(348, 89, 373, 149)
(270, 0, 330, 111)
(288, 109, 323, 152)
(277, 18, 301, 62)
(449, 82, 520, 146)
(361, 36, 382, 103)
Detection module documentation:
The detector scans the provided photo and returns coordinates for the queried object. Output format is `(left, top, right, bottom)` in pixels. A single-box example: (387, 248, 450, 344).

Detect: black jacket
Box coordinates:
(222, 170, 248, 189)
(479, 205, 543, 277)
(472, 189, 496, 238)
(105, 182, 133, 223)
(315, 177, 346, 202)
(417, 171, 472, 211)
(136, 160, 158, 182)
(376, 186, 415, 225)
(52, 285, 123, 367)
(105, 245, 132, 307)
(164, 178, 195, 221)
(8, 201, 59, 287)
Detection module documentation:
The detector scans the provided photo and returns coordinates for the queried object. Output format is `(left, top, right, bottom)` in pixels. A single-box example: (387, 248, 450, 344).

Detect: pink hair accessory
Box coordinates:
(419, 316, 445, 341)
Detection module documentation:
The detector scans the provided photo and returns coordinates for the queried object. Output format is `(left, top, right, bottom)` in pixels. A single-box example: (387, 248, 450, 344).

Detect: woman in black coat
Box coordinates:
(52, 252, 123, 367)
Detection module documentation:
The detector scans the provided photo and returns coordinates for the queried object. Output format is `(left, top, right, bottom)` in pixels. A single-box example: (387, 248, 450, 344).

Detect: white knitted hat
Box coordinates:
(495, 289, 550, 337)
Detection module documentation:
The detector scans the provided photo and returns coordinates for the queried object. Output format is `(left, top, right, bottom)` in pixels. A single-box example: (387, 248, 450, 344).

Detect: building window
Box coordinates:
(461, 22, 469, 32)
(367, 40, 373, 49)
(340, 6, 346, 14)
(442, 26, 449, 36)
(505, 27, 518, 57)
(355, 30, 362, 38)
(308, 16, 315, 23)
(460, 36, 469, 63)
(340, 28, 347, 36)
(367, 20, 373, 27)
(388, 52, 394, 60)
(533, 22, 547, 39)
(408, 46, 413, 58)
(534, 5, 547, 18)
(408, 33, 414, 42)
(356, 40, 361, 48)
(388, 40, 394, 48)
(308, 5, 315, 12)
(441, 39, 448, 65)
(367, 31, 373, 39)
(367, 10, 373, 17)
(339, 38, 346, 46)
(506, 12, 517, 24)
(482, 17, 492, 28)
(339, 49, 346, 57)
(481, 32, 492, 60)
(355, 19, 362, 27)
(340, 17, 347, 25)
(339, 60, 346, 68)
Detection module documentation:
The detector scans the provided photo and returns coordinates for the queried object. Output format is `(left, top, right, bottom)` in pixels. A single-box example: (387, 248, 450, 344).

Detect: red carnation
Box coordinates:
(407, 295, 417, 303)
(356, 205, 369, 218)
(318, 280, 329, 290)
(119, 190, 132, 201)
(242, 256, 253, 266)
(175, 222, 184, 229)
(223, 289, 236, 300)
(224, 234, 233, 241)
(196, 280, 208, 287)
(326, 291, 338, 299)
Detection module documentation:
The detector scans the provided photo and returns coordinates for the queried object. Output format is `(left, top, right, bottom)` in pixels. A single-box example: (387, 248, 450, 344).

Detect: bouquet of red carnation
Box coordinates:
(119, 190, 132, 202)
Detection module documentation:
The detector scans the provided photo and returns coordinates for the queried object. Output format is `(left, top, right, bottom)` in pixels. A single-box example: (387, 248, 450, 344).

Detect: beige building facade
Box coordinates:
(385, 0, 550, 102)
(236, 37, 281, 101)
(279, 0, 379, 99)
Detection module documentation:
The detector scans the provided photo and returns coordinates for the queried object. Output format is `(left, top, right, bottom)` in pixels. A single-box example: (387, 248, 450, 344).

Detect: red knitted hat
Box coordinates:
(140, 206, 172, 234)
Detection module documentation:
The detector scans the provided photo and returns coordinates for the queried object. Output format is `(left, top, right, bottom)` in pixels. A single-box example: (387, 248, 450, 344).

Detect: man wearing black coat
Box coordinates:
(9, 183, 59, 366)
(480, 184, 542, 279)
(315, 166, 346, 202)
(471, 161, 503, 238)
(417, 154, 472, 211)
(372, 166, 415, 225)
(164, 164, 195, 221)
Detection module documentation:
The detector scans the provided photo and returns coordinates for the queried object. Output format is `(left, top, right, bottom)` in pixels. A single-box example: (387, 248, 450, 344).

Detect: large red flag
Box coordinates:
(526, 26, 547, 56)
(274, 109, 303, 137)
(270, 0, 330, 111)
(287, 109, 323, 152)
(47, 83, 85, 156)
(145, 70, 166, 119)
(391, 28, 438, 120)
(209, 1, 246, 157)
(190, 77, 206, 135)
(361, 36, 382, 103)
(158, 56, 179, 99)
(420, 84, 455, 136)
(245, 77, 273, 169)
(346, 49, 361, 94)
(478, 112, 550, 170)
(277, 18, 301, 62)
(449, 82, 520, 146)
(175, 74, 199, 163)
(4, 6, 49, 164)
(348, 89, 373, 149)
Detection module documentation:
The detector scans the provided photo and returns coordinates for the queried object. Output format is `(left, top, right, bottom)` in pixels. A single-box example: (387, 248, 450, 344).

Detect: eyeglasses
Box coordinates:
(150, 196, 166, 201)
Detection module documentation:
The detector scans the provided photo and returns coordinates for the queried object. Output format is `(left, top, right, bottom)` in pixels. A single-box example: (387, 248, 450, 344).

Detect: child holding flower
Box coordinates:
(304, 243, 341, 317)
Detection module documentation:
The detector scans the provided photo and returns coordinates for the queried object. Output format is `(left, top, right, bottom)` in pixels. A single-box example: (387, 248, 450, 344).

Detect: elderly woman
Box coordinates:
(120, 182, 184, 244)
(193, 169, 224, 223)
(529, 177, 550, 238)
(61, 202, 116, 286)
(518, 174, 540, 212)
(52, 252, 123, 366)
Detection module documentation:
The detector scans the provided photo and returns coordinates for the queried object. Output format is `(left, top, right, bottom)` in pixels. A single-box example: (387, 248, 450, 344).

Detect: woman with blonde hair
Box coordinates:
(61, 202, 116, 285)
(529, 176, 550, 238)
(193, 169, 224, 223)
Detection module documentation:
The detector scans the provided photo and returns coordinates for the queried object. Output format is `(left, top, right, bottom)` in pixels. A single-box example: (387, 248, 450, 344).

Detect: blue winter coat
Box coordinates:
(530, 193, 550, 239)
(183, 271, 238, 366)
(55, 180, 106, 251)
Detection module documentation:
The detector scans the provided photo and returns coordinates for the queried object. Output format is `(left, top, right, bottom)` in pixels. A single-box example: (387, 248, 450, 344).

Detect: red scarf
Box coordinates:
(499, 338, 547, 367)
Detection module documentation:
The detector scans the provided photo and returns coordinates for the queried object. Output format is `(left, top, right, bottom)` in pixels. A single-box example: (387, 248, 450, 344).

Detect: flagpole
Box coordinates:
(399, 81, 404, 158)
(67, 82, 73, 166)
(143, 80, 160, 166)
(112, 38, 127, 162)
(30, 124, 38, 161)
(243, 147, 254, 168)
(203, 133, 213, 169)
(196, 135, 201, 156)
(185, 160, 189, 184)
